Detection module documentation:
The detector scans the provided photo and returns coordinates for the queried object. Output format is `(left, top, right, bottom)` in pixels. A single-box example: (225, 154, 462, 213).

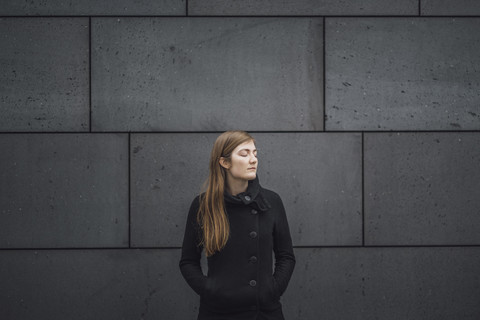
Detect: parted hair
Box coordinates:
(198, 131, 255, 257)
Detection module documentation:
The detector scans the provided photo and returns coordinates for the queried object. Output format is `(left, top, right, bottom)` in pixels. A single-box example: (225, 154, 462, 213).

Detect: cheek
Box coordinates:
(231, 158, 249, 172)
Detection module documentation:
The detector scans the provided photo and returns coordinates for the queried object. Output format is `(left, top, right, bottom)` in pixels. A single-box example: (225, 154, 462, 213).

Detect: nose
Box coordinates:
(250, 154, 257, 164)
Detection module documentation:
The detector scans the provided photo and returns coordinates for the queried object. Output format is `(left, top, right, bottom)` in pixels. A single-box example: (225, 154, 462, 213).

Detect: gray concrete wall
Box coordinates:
(1, 1, 479, 319)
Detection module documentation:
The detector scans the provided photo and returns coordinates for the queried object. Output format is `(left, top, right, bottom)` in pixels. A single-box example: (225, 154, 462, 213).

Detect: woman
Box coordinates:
(179, 131, 296, 320)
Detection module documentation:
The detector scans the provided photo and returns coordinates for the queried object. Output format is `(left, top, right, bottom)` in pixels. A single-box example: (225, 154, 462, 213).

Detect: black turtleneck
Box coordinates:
(224, 177, 270, 210)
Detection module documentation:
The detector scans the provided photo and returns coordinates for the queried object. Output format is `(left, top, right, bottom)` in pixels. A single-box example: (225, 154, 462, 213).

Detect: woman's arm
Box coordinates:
(272, 194, 296, 297)
(179, 197, 207, 296)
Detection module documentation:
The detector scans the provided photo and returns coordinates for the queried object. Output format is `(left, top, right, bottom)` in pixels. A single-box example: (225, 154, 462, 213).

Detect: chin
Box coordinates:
(246, 173, 257, 180)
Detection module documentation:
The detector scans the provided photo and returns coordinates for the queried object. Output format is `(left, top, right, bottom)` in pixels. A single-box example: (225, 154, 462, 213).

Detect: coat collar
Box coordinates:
(224, 176, 271, 212)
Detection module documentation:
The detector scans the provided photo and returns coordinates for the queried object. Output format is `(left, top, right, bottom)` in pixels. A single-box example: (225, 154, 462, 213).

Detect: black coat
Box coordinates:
(179, 177, 296, 320)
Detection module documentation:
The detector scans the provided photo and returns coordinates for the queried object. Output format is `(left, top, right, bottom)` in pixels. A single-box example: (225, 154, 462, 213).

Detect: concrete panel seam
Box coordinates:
(3, 244, 480, 251)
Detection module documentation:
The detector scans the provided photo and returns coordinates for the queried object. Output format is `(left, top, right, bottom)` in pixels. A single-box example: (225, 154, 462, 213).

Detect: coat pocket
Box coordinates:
(259, 276, 281, 309)
(201, 278, 253, 311)
(201, 277, 213, 298)
(272, 277, 281, 300)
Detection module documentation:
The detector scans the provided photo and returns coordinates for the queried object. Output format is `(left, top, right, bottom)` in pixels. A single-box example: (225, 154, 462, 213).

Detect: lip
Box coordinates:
(247, 167, 256, 170)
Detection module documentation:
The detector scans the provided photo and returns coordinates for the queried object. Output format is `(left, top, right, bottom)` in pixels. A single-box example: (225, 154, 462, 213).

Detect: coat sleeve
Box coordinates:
(179, 197, 207, 296)
(272, 194, 296, 297)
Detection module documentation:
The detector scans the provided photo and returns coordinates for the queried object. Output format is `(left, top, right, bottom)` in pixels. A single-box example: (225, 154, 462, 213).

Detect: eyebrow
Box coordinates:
(238, 148, 257, 152)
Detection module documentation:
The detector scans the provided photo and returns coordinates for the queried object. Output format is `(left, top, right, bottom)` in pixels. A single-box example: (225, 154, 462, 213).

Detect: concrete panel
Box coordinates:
(0, 249, 198, 320)
(364, 132, 480, 245)
(92, 18, 323, 131)
(0, 0, 185, 16)
(325, 18, 480, 131)
(131, 133, 361, 247)
(283, 247, 480, 320)
(422, 0, 480, 16)
(255, 133, 362, 246)
(2, 248, 479, 320)
(0, 18, 89, 132)
(0, 134, 129, 248)
(130, 133, 216, 247)
(190, 0, 418, 16)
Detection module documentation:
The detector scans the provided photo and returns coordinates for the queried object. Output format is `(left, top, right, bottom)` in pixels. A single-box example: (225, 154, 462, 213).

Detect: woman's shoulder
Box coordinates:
(187, 194, 203, 218)
(259, 186, 283, 203)
(189, 193, 203, 208)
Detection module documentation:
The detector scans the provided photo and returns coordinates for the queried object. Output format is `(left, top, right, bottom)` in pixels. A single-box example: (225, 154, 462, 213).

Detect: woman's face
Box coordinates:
(222, 140, 258, 181)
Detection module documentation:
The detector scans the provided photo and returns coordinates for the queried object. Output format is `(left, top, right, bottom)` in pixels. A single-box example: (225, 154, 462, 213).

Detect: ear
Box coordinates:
(219, 157, 231, 170)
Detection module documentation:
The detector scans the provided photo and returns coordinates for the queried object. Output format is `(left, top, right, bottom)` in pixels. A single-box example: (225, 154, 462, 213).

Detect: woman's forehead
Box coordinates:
(234, 140, 256, 151)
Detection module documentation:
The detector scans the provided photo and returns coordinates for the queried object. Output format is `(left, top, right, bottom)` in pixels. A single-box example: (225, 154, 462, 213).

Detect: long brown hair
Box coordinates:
(198, 131, 255, 257)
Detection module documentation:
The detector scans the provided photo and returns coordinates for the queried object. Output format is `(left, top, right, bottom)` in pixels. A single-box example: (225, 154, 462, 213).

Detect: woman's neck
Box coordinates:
(225, 176, 248, 196)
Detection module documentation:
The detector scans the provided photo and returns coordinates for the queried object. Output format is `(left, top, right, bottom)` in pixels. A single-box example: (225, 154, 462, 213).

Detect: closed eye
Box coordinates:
(238, 148, 257, 157)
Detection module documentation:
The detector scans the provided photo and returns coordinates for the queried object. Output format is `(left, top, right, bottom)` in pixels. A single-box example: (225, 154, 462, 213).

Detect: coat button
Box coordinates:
(249, 231, 257, 238)
(249, 280, 257, 287)
(249, 256, 257, 263)
(251, 209, 258, 215)
(244, 195, 251, 201)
